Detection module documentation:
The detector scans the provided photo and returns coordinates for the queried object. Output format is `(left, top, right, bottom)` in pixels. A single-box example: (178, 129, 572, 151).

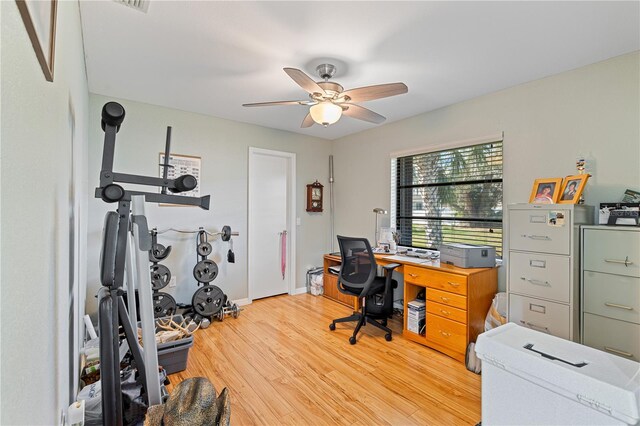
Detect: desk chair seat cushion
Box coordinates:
(338, 275, 385, 297)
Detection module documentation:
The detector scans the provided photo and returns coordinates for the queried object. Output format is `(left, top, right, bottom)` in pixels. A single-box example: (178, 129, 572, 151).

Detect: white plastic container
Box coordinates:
(475, 323, 640, 425)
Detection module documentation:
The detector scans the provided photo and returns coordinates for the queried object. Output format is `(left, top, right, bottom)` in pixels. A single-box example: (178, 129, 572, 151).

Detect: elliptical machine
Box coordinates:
(96, 102, 210, 425)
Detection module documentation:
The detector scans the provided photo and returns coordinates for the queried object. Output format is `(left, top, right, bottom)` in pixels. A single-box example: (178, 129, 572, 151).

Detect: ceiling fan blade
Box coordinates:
(342, 104, 386, 124)
(341, 82, 408, 103)
(242, 100, 311, 107)
(301, 113, 315, 128)
(284, 68, 326, 95)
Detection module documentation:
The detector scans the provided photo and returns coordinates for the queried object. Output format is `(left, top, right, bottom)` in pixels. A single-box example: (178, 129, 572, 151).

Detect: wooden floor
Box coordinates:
(167, 294, 481, 425)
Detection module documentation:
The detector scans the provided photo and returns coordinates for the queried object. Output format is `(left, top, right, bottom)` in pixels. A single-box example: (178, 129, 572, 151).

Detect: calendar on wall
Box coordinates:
(159, 153, 201, 203)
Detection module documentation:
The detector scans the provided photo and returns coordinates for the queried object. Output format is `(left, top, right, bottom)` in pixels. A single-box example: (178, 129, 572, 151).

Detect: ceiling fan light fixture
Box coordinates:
(309, 102, 342, 126)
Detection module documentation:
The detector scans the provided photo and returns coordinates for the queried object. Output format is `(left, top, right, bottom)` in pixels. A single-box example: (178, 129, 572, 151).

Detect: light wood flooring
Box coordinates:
(167, 294, 481, 425)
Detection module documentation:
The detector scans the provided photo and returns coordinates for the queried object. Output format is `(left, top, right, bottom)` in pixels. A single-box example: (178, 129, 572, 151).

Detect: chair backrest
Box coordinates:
(337, 235, 377, 289)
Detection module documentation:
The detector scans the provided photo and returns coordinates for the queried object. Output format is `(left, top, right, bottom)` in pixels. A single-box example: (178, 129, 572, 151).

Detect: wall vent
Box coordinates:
(113, 0, 150, 13)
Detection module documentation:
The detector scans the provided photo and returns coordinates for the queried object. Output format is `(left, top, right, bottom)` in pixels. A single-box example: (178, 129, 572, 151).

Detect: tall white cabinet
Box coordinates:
(507, 204, 593, 341)
(581, 226, 640, 361)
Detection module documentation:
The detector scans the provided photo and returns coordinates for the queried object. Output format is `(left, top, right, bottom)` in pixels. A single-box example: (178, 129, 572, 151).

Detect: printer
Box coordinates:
(439, 243, 496, 268)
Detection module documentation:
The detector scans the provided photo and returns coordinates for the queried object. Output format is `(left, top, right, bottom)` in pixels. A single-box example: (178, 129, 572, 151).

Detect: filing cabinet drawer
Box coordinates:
(405, 265, 467, 295)
(583, 229, 640, 278)
(427, 301, 467, 324)
(508, 294, 570, 339)
(509, 252, 570, 303)
(583, 313, 640, 362)
(509, 209, 570, 255)
(426, 288, 467, 310)
(426, 314, 467, 353)
(583, 271, 640, 324)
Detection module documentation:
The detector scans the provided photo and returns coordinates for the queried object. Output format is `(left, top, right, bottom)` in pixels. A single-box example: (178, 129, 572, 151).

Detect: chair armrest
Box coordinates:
(382, 263, 401, 271)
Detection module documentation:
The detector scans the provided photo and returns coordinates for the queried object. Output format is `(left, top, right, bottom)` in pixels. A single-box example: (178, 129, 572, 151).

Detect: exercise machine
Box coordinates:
(96, 101, 209, 425)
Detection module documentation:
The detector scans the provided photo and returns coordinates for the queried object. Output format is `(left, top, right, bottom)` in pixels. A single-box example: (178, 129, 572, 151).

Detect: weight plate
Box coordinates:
(193, 259, 219, 283)
(150, 244, 172, 262)
(150, 264, 172, 290)
(232, 304, 239, 318)
(192, 285, 224, 317)
(221, 225, 232, 242)
(152, 292, 177, 318)
(197, 242, 212, 257)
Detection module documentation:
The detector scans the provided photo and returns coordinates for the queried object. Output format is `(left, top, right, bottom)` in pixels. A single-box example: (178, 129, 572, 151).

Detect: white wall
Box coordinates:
(332, 52, 640, 291)
(86, 95, 332, 316)
(1, 1, 89, 424)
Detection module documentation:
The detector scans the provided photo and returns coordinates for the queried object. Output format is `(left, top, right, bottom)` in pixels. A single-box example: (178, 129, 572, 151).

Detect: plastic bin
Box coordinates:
(157, 337, 193, 375)
(139, 315, 194, 375)
(475, 322, 640, 425)
(306, 267, 324, 296)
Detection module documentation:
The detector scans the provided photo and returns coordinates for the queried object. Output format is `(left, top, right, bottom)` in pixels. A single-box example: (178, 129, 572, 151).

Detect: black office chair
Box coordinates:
(329, 235, 400, 344)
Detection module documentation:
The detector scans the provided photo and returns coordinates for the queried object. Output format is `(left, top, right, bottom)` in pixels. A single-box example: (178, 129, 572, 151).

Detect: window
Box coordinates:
(392, 140, 503, 256)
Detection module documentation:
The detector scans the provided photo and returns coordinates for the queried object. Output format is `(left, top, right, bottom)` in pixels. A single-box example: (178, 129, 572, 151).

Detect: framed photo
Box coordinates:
(558, 174, 589, 204)
(16, 0, 57, 82)
(529, 178, 562, 204)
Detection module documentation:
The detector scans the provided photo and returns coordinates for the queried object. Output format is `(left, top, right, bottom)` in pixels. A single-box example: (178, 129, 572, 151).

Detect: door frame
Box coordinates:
(247, 147, 297, 302)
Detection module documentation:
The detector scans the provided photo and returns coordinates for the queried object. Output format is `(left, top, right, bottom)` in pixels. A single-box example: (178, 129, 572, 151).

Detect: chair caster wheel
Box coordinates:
(385, 333, 392, 341)
(329, 323, 336, 331)
(349, 336, 357, 345)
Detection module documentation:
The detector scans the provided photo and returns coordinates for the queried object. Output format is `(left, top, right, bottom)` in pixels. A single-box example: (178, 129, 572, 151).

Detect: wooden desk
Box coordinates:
(323, 253, 498, 362)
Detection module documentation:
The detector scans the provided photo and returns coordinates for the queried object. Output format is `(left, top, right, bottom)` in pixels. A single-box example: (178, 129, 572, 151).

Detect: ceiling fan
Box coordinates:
(242, 64, 408, 128)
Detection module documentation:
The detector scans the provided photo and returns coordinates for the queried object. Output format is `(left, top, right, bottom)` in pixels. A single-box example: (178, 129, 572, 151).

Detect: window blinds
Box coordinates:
(393, 141, 503, 256)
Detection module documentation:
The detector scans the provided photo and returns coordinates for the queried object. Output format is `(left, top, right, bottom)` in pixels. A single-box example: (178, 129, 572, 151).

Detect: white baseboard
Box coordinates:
(232, 298, 251, 306)
(292, 286, 308, 295)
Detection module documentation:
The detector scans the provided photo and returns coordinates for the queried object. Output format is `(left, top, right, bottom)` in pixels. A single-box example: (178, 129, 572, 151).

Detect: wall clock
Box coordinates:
(306, 180, 324, 212)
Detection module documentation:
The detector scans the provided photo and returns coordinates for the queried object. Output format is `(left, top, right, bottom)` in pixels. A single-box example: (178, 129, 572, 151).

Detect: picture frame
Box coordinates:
(558, 174, 589, 204)
(16, 0, 57, 82)
(529, 178, 563, 204)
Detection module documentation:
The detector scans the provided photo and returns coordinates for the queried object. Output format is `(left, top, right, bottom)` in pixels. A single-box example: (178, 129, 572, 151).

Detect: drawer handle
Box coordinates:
(440, 309, 451, 316)
(520, 277, 551, 287)
(520, 320, 550, 333)
(408, 273, 419, 278)
(447, 281, 460, 288)
(439, 330, 451, 337)
(440, 296, 450, 303)
(604, 302, 634, 311)
(523, 234, 551, 240)
(604, 347, 634, 358)
(604, 256, 634, 267)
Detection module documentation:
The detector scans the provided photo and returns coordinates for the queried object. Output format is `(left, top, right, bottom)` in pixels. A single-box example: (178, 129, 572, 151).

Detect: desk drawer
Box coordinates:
(508, 252, 570, 303)
(583, 271, 640, 324)
(583, 229, 640, 278)
(583, 313, 640, 362)
(427, 301, 467, 324)
(426, 288, 467, 310)
(405, 265, 467, 295)
(426, 314, 467, 353)
(508, 294, 570, 339)
(509, 209, 570, 255)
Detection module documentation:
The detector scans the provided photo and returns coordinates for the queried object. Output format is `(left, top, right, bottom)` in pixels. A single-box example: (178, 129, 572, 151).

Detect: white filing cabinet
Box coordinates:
(581, 226, 640, 361)
(507, 204, 593, 341)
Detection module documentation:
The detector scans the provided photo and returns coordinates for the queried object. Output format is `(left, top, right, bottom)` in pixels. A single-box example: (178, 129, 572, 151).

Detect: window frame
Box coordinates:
(390, 135, 504, 256)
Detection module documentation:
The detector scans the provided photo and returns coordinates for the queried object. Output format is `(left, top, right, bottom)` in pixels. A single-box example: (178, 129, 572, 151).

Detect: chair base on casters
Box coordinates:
(329, 312, 392, 344)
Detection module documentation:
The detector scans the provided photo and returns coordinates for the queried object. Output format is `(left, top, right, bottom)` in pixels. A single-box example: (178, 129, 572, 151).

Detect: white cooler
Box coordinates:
(475, 323, 640, 425)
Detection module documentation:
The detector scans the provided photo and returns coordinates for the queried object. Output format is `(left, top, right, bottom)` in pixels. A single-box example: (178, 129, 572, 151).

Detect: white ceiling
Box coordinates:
(79, 1, 639, 141)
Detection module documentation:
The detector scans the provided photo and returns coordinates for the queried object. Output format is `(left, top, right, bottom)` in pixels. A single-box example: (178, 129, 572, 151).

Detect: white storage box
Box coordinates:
(475, 323, 640, 425)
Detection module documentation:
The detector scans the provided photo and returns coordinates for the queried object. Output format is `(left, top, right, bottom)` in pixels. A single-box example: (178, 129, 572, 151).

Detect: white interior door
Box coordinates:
(248, 148, 296, 300)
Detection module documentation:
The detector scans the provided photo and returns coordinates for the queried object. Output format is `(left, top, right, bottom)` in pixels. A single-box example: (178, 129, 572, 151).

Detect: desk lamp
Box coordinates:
(373, 208, 388, 246)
